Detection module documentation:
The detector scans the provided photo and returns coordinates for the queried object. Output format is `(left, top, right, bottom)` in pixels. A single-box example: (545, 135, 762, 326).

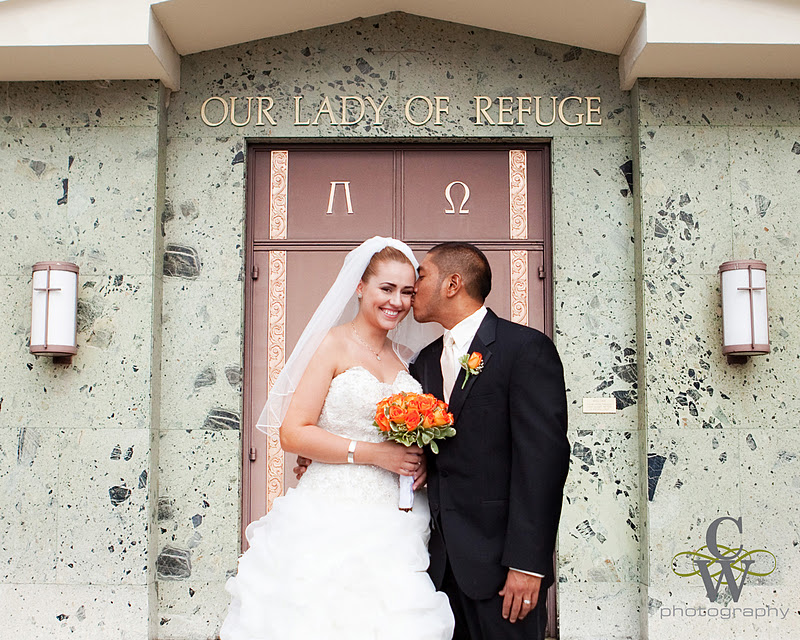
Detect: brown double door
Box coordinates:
(243, 142, 554, 629)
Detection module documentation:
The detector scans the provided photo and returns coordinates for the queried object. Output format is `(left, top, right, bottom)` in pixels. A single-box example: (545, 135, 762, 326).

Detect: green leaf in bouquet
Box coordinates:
(430, 440, 439, 454)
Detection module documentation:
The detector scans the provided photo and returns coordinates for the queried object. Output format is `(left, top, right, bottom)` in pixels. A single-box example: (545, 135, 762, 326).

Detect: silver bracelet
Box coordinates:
(347, 439, 357, 464)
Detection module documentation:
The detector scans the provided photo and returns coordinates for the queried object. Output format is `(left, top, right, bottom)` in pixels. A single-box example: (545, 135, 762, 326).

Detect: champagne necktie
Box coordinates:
(440, 333, 457, 404)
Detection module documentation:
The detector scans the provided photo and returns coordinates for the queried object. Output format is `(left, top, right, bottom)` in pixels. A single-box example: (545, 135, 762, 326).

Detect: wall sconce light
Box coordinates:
(30, 261, 79, 357)
(719, 259, 769, 364)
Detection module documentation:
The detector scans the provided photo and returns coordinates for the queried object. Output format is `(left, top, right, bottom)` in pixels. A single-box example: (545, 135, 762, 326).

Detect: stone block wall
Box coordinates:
(634, 78, 800, 639)
(0, 80, 166, 638)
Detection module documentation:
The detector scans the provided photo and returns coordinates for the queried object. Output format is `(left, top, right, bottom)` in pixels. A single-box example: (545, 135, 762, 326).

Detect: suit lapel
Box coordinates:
(447, 310, 497, 421)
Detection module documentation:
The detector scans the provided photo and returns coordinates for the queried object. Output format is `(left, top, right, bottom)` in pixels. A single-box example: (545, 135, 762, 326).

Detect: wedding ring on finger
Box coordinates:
(523, 599, 532, 605)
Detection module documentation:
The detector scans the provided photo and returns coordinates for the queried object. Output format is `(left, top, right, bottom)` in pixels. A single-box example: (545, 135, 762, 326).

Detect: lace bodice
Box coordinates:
(295, 366, 423, 505)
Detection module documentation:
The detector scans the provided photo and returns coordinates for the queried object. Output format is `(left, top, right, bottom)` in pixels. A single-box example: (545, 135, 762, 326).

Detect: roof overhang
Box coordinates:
(0, 0, 798, 92)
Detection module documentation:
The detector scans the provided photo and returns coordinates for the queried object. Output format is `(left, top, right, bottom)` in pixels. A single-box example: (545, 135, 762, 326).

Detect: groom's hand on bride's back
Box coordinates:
(293, 455, 312, 480)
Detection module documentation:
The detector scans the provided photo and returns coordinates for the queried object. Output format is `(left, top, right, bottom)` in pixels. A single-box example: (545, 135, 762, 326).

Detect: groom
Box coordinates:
(410, 242, 570, 640)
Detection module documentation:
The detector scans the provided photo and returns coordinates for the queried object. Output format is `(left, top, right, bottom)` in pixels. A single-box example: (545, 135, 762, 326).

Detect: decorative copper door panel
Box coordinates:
(250, 150, 396, 241)
(402, 148, 547, 243)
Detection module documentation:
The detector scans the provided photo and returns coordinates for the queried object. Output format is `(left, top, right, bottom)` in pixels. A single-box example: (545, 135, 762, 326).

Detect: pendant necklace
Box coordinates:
(351, 322, 384, 361)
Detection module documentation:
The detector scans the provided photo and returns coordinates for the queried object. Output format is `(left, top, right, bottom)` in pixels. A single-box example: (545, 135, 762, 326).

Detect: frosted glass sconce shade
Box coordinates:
(719, 260, 769, 357)
(30, 261, 79, 357)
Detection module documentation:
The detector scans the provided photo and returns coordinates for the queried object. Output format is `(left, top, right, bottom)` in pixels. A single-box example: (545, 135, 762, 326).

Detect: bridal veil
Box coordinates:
(256, 236, 441, 433)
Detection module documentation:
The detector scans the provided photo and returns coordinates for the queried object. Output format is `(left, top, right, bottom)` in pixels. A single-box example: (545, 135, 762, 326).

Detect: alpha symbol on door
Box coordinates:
(444, 181, 470, 215)
(326, 181, 355, 214)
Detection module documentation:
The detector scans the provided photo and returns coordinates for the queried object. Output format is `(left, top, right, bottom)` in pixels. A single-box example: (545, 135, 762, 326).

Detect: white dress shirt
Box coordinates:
(439, 306, 543, 579)
(440, 306, 487, 403)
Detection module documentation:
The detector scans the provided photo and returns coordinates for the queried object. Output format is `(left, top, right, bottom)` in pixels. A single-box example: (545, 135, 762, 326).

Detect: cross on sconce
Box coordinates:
(737, 266, 766, 352)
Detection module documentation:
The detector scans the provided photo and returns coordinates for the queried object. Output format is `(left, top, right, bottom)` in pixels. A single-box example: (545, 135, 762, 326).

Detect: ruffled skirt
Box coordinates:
(220, 484, 454, 639)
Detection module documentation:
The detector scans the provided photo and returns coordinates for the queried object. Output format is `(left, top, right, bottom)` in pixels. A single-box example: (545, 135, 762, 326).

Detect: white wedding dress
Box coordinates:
(220, 366, 455, 640)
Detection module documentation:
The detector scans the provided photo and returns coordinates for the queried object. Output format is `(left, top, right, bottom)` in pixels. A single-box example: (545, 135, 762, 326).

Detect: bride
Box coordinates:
(220, 237, 454, 639)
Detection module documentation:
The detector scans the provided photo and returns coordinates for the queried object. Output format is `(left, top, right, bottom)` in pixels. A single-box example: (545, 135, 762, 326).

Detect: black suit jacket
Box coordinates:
(410, 309, 569, 600)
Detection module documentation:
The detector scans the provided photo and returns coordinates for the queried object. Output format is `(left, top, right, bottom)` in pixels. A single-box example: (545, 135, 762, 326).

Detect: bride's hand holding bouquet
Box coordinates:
(374, 391, 456, 510)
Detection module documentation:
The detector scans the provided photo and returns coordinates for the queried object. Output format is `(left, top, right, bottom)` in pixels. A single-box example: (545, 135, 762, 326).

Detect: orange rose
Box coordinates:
(405, 409, 421, 430)
(416, 395, 435, 412)
(422, 411, 435, 429)
(467, 352, 483, 369)
(375, 412, 391, 432)
(405, 397, 420, 411)
(430, 406, 449, 427)
(388, 405, 406, 424)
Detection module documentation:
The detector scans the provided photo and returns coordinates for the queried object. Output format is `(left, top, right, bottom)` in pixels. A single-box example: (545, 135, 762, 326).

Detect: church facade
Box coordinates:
(2, 5, 799, 639)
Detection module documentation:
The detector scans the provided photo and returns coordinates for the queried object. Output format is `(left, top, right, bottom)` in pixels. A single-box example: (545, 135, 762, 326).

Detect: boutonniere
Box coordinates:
(459, 351, 484, 389)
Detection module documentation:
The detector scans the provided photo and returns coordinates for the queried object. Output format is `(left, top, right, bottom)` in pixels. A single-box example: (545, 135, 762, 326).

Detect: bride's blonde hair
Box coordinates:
(361, 246, 414, 282)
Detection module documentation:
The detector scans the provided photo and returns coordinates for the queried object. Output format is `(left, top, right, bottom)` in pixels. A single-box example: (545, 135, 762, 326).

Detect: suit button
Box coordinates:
(440, 470, 449, 478)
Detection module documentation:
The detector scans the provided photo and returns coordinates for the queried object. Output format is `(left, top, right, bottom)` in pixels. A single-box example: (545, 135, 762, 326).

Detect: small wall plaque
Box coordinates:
(583, 398, 617, 414)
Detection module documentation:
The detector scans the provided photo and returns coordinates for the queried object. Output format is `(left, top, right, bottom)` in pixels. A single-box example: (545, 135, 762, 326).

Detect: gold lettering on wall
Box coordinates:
(558, 96, 583, 126)
(517, 96, 532, 125)
(256, 96, 277, 126)
(200, 96, 229, 126)
(534, 97, 557, 126)
(312, 96, 339, 126)
(230, 96, 254, 127)
(475, 96, 495, 125)
(405, 95, 434, 126)
(365, 96, 388, 125)
(434, 96, 450, 125)
(294, 96, 311, 126)
(474, 95, 596, 126)
(341, 96, 365, 125)
(497, 97, 515, 125)
(586, 97, 602, 125)
(201, 94, 604, 128)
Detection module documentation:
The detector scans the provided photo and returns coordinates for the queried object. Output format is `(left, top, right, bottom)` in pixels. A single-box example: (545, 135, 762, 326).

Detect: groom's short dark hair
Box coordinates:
(428, 242, 492, 302)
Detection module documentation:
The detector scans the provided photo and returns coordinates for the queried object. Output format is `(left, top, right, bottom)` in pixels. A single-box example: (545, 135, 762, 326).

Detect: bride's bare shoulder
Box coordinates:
(315, 325, 351, 358)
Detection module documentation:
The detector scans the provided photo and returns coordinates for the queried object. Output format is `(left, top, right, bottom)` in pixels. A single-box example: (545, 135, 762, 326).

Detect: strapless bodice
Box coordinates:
(296, 366, 423, 505)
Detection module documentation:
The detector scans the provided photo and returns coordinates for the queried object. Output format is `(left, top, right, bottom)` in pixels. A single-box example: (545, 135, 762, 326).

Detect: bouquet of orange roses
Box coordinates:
(374, 391, 456, 510)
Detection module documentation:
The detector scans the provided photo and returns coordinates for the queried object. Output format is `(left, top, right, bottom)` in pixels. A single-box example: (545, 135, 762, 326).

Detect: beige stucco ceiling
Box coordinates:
(0, 0, 798, 91)
(150, 0, 645, 57)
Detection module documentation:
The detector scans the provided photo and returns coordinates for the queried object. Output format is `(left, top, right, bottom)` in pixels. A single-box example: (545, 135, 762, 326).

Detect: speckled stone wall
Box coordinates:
(0, 80, 166, 638)
(161, 12, 638, 640)
(634, 78, 800, 639)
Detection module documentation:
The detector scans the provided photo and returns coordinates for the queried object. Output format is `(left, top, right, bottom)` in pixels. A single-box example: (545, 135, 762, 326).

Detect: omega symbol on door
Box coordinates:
(326, 181, 355, 214)
(444, 181, 470, 215)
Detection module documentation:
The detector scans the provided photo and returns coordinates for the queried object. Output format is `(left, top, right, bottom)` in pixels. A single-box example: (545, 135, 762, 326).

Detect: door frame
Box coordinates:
(241, 140, 557, 633)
